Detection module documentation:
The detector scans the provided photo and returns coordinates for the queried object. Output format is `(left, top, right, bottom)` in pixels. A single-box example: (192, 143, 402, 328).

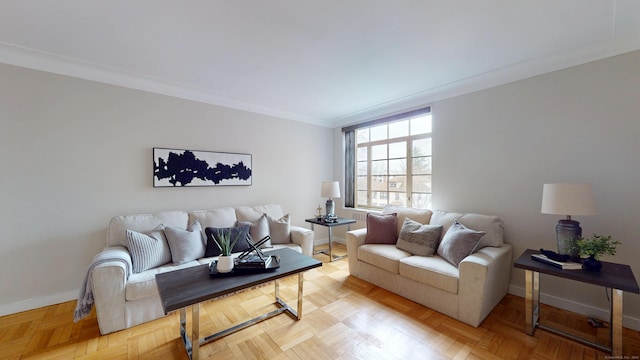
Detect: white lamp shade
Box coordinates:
(321, 181, 340, 198)
(541, 183, 596, 216)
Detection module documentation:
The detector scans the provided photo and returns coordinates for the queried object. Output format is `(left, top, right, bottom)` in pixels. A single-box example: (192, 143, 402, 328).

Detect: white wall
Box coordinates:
(434, 49, 640, 324)
(0, 63, 333, 315)
(3, 48, 639, 328)
(337, 50, 640, 327)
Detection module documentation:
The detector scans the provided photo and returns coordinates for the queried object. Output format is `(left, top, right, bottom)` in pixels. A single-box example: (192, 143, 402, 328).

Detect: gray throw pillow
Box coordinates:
(126, 225, 172, 273)
(164, 220, 206, 265)
(267, 214, 290, 244)
(396, 217, 443, 256)
(437, 219, 486, 267)
(237, 214, 272, 248)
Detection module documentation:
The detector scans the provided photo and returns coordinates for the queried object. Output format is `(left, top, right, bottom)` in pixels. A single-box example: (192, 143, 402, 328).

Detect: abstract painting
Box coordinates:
(153, 148, 252, 187)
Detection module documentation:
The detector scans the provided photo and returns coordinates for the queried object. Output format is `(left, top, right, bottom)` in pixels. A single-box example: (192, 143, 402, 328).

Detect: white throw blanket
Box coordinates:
(73, 247, 132, 322)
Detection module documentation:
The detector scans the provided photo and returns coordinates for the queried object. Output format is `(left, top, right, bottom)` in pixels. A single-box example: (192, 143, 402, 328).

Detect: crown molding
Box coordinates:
(0, 42, 325, 126)
(2, 38, 639, 130)
(330, 36, 640, 128)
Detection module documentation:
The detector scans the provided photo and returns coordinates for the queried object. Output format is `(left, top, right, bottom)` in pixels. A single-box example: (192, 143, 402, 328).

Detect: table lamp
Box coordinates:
(321, 181, 340, 219)
(541, 183, 596, 258)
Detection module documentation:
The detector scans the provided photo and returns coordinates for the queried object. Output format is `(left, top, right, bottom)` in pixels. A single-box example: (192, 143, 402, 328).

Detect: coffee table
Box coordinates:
(156, 248, 322, 360)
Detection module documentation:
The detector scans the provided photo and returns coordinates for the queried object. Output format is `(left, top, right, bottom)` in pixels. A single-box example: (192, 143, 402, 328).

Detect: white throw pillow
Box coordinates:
(267, 214, 290, 244)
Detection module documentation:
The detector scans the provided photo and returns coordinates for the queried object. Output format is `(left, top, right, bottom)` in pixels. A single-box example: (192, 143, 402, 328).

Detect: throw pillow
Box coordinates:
(126, 225, 172, 273)
(204, 225, 251, 257)
(437, 219, 486, 267)
(364, 213, 398, 244)
(237, 213, 272, 248)
(164, 220, 206, 265)
(267, 214, 290, 244)
(382, 205, 433, 236)
(395, 217, 443, 256)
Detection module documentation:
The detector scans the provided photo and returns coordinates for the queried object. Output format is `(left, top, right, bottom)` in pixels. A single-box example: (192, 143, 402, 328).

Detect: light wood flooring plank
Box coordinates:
(1, 244, 639, 359)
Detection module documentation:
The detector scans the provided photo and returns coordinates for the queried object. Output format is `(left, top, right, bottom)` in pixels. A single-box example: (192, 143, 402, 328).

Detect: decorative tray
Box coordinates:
(208, 255, 280, 277)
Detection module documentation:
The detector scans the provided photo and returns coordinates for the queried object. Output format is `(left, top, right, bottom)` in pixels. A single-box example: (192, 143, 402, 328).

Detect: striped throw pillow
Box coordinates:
(126, 225, 171, 273)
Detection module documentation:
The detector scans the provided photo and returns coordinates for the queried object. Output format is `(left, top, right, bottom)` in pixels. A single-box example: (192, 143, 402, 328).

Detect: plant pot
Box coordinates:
(582, 256, 602, 272)
(216, 255, 234, 273)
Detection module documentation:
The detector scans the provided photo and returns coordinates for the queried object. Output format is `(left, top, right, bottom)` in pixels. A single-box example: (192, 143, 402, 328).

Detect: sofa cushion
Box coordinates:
(365, 213, 398, 244)
(125, 260, 201, 301)
(237, 213, 272, 248)
(267, 214, 290, 244)
(396, 218, 443, 256)
(382, 205, 433, 236)
(236, 204, 285, 221)
(399, 255, 459, 294)
(125, 225, 172, 273)
(252, 204, 285, 219)
(204, 225, 252, 257)
(189, 207, 238, 240)
(437, 220, 485, 267)
(235, 206, 264, 223)
(430, 210, 504, 249)
(164, 220, 206, 265)
(358, 244, 411, 273)
(108, 211, 189, 247)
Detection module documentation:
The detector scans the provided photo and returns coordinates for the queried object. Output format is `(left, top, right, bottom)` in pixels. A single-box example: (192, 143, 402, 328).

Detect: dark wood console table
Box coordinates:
(514, 249, 639, 355)
(305, 217, 356, 261)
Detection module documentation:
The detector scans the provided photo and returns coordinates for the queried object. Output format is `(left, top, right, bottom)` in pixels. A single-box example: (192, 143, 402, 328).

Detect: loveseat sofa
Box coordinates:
(87, 204, 313, 335)
(346, 206, 512, 327)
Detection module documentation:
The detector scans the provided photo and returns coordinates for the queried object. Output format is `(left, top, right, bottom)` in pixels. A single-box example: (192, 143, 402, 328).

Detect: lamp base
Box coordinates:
(325, 199, 335, 217)
(556, 219, 581, 260)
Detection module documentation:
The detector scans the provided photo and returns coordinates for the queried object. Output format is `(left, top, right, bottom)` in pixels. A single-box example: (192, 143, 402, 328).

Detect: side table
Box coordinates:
(305, 217, 356, 261)
(514, 249, 639, 355)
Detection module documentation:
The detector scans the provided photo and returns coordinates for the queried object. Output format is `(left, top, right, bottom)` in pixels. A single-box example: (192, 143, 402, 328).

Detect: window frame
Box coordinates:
(343, 107, 432, 210)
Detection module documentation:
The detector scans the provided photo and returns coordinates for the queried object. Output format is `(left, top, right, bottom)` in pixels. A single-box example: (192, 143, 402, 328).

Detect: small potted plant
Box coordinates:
(576, 234, 621, 271)
(214, 229, 243, 273)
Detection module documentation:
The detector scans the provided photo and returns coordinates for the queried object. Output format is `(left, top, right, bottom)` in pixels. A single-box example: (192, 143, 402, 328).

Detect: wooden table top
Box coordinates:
(514, 249, 639, 293)
(305, 217, 357, 227)
(156, 248, 322, 313)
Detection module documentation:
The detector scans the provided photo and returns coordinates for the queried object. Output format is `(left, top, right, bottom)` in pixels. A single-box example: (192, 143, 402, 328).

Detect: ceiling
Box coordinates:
(1, 1, 639, 128)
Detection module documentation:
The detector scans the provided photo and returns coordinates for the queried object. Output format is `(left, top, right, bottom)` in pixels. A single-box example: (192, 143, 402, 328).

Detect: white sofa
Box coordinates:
(346, 206, 512, 327)
(90, 204, 313, 335)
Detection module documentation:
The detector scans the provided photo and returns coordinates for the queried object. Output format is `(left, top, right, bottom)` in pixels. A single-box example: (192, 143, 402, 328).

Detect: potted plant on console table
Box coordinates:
(214, 229, 242, 273)
(576, 234, 621, 272)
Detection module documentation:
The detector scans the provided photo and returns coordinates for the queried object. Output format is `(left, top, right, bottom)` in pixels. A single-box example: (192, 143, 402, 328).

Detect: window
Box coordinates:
(343, 107, 432, 210)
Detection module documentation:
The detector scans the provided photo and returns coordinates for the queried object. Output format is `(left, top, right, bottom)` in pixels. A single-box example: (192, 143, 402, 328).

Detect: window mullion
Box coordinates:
(407, 139, 412, 205)
(367, 145, 372, 208)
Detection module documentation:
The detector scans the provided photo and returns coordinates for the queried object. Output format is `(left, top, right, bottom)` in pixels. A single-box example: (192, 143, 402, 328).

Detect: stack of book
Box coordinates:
(531, 253, 582, 270)
(235, 254, 273, 269)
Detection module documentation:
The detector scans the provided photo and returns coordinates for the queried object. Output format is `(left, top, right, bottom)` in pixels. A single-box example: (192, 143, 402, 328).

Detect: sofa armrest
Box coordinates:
(346, 228, 367, 275)
(91, 246, 132, 334)
(291, 225, 314, 256)
(458, 243, 513, 327)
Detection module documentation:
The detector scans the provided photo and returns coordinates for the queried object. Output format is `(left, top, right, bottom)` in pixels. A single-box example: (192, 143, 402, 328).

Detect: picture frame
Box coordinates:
(153, 147, 252, 187)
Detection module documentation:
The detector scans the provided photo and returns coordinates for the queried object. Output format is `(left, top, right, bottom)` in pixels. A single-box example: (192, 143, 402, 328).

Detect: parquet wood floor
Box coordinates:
(2, 244, 639, 359)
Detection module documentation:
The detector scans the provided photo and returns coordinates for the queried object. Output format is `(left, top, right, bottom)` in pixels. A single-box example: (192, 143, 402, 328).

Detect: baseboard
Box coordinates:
(0, 290, 77, 317)
(508, 285, 640, 331)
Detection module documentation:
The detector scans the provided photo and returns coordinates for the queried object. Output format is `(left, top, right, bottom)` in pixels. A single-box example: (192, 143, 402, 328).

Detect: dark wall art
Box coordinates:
(153, 148, 252, 187)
